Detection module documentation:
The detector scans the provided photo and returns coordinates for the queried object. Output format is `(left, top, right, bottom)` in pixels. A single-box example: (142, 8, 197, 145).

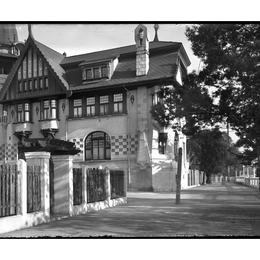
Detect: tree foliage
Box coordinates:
(150, 72, 217, 135)
(188, 128, 230, 183)
(185, 24, 260, 163)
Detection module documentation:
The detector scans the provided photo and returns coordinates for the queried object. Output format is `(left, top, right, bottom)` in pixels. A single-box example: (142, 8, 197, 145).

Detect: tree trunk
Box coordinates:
(206, 172, 212, 184)
(202, 171, 206, 185)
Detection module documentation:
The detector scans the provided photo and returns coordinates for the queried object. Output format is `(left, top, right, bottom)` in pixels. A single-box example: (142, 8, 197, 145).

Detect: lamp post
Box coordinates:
(176, 147, 182, 204)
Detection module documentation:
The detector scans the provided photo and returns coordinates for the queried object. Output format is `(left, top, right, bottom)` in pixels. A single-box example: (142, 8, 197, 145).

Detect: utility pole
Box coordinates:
(227, 119, 230, 182)
(176, 147, 182, 204)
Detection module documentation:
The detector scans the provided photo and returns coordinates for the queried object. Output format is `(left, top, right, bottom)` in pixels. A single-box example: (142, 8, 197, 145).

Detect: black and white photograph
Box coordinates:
(0, 20, 260, 246)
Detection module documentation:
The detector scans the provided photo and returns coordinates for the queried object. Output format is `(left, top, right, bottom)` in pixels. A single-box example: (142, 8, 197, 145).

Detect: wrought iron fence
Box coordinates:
(87, 168, 106, 203)
(27, 165, 41, 213)
(73, 168, 83, 206)
(110, 170, 125, 199)
(0, 164, 19, 217)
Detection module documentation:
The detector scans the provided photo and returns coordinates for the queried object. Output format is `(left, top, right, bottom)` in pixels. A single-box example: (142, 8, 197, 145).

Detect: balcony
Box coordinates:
(39, 119, 59, 138)
(13, 122, 33, 140)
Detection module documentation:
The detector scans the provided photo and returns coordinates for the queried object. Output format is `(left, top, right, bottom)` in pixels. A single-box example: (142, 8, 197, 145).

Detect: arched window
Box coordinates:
(85, 131, 111, 160)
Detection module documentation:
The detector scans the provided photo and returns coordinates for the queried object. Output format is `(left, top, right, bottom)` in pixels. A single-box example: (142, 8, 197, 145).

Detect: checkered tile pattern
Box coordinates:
(0, 144, 5, 161)
(68, 134, 138, 158)
(111, 134, 138, 156)
(1, 143, 18, 162)
(68, 138, 84, 157)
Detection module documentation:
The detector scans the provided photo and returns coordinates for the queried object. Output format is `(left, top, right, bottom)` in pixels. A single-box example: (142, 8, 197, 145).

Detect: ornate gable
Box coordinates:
(0, 36, 71, 103)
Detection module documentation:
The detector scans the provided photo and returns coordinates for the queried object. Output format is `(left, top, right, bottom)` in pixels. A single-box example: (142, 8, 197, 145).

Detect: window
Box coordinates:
(152, 92, 161, 106)
(42, 100, 57, 120)
(73, 99, 82, 117)
(113, 93, 123, 113)
(100, 95, 109, 115)
(34, 79, 38, 90)
(18, 82, 22, 92)
(82, 65, 110, 82)
(85, 131, 111, 161)
(23, 81, 27, 92)
(86, 97, 95, 116)
(18, 67, 22, 80)
(24, 103, 30, 122)
(29, 80, 32, 91)
(39, 78, 43, 89)
(86, 69, 93, 80)
(17, 103, 31, 123)
(45, 78, 48, 88)
(158, 133, 168, 154)
(101, 66, 109, 78)
(39, 57, 42, 77)
(28, 49, 32, 78)
(17, 104, 23, 122)
(94, 68, 101, 79)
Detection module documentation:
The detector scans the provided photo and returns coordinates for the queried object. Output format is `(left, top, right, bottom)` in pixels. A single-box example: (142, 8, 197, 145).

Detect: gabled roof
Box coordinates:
(61, 41, 190, 67)
(0, 35, 71, 101)
(0, 32, 191, 100)
(34, 39, 69, 90)
(70, 52, 179, 91)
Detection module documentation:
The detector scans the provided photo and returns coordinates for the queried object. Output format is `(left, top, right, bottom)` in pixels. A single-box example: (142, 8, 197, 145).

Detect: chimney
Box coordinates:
(134, 24, 149, 76)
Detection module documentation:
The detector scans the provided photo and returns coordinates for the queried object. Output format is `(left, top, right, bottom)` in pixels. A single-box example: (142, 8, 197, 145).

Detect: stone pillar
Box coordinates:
(17, 159, 27, 216)
(24, 152, 50, 217)
(51, 155, 73, 216)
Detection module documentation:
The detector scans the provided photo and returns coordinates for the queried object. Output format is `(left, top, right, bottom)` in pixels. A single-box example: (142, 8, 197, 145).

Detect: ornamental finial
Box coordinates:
(153, 24, 159, 42)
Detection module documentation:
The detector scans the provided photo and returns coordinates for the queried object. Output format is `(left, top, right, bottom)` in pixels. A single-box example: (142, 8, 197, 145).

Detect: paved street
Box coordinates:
(1, 182, 260, 237)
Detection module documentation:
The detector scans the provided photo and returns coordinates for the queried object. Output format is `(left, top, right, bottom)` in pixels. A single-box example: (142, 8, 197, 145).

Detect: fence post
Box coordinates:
(51, 155, 73, 216)
(18, 159, 27, 216)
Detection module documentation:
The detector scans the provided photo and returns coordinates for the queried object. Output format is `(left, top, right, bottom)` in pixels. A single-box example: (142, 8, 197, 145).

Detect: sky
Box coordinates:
(15, 23, 201, 73)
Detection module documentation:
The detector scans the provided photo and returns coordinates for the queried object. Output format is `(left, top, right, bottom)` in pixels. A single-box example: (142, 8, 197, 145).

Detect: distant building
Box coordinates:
(0, 24, 192, 191)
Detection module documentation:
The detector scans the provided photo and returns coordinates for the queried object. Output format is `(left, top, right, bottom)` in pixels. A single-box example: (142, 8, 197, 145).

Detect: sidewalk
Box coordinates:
(1, 182, 260, 237)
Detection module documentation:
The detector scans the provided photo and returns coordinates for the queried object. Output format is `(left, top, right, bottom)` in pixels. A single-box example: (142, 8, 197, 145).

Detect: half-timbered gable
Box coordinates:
(0, 35, 71, 104)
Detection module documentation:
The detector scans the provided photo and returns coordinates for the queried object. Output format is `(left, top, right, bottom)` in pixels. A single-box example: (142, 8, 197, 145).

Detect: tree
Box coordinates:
(151, 24, 260, 171)
(188, 128, 229, 184)
(150, 72, 217, 135)
(185, 24, 260, 164)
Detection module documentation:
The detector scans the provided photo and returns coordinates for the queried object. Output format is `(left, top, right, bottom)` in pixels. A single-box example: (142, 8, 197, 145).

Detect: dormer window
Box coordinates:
(82, 65, 110, 82)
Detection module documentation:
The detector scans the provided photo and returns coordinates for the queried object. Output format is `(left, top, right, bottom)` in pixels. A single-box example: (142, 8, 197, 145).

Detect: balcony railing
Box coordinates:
(14, 122, 33, 133)
(40, 119, 59, 131)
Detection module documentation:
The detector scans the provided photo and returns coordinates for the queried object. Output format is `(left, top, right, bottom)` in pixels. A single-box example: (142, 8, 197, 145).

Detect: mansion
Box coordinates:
(0, 24, 192, 191)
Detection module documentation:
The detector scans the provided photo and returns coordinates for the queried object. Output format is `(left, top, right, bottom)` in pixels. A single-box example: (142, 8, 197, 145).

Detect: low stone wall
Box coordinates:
(0, 157, 51, 234)
(72, 197, 127, 216)
(0, 153, 128, 235)
(235, 177, 259, 189)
